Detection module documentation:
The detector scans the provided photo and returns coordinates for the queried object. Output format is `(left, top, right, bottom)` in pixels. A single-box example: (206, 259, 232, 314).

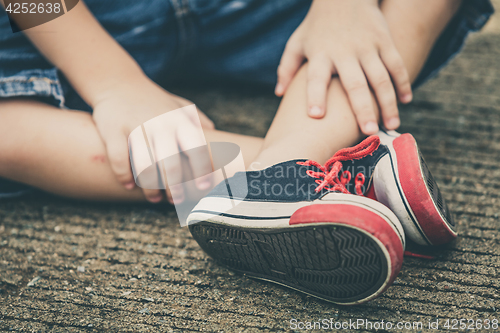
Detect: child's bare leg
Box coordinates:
(0, 99, 263, 201)
(253, 0, 462, 169)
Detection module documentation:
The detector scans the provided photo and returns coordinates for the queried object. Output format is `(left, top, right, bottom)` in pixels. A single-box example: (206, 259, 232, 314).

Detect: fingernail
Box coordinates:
(275, 83, 284, 96)
(386, 117, 400, 129)
(148, 195, 162, 203)
(124, 182, 135, 190)
(172, 194, 184, 205)
(401, 93, 413, 103)
(309, 106, 322, 117)
(364, 121, 379, 134)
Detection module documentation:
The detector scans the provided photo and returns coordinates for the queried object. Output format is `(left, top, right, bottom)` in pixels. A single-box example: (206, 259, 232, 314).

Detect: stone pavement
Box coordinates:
(1, 5, 500, 332)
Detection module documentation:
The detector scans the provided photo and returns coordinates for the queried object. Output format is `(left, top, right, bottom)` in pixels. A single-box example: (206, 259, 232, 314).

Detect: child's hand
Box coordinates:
(92, 77, 214, 204)
(276, 0, 412, 134)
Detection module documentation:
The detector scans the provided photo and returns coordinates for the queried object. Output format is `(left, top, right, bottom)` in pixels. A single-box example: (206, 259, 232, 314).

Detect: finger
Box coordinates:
(276, 37, 304, 96)
(128, 126, 167, 203)
(336, 59, 379, 135)
(177, 121, 213, 191)
(150, 132, 185, 205)
(361, 54, 400, 130)
(104, 132, 135, 189)
(381, 46, 412, 104)
(307, 55, 333, 118)
(131, 140, 164, 203)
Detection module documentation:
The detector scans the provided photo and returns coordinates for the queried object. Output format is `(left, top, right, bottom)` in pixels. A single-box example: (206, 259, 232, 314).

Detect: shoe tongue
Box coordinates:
(339, 160, 371, 195)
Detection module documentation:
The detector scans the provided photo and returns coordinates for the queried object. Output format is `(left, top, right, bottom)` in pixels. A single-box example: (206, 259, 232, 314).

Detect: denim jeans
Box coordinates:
(0, 0, 494, 112)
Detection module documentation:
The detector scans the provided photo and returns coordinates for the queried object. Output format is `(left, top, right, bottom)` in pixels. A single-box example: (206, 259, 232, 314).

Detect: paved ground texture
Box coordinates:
(2, 5, 500, 333)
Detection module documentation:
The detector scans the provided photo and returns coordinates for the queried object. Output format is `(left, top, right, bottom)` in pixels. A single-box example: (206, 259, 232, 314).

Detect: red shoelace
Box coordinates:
(297, 135, 380, 195)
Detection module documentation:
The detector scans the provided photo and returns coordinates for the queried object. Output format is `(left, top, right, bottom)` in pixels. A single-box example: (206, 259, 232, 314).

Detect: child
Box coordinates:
(0, 0, 493, 303)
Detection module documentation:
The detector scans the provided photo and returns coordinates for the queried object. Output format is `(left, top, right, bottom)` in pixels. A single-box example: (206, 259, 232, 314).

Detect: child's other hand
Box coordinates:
(276, 0, 412, 134)
(92, 77, 214, 204)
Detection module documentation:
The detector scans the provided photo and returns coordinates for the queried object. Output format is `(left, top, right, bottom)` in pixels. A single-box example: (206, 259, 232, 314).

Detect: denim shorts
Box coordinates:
(0, 0, 495, 112)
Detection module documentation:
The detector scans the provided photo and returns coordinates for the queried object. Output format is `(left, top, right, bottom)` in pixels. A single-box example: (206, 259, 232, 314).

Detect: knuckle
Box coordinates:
(379, 90, 396, 103)
(386, 55, 407, 77)
(380, 100, 398, 115)
(376, 89, 397, 109)
(391, 63, 407, 78)
(346, 79, 368, 93)
(357, 48, 373, 59)
(353, 102, 374, 117)
(374, 76, 393, 89)
(109, 156, 130, 174)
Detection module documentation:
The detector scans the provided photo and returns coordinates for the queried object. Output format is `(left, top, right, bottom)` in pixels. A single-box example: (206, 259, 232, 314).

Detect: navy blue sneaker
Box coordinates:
(0, 178, 31, 199)
(187, 136, 404, 305)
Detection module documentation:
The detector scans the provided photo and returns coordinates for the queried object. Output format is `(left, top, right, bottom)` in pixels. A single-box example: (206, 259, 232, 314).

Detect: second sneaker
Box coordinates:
(372, 130, 457, 246)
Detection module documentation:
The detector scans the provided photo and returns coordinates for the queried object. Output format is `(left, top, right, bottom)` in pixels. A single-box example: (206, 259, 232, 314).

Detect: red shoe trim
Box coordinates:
(393, 134, 457, 245)
(365, 184, 377, 201)
(404, 251, 435, 260)
(289, 204, 403, 291)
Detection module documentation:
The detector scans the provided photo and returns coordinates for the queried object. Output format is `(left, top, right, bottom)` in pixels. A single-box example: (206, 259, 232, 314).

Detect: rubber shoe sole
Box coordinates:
(188, 200, 404, 305)
(374, 130, 457, 246)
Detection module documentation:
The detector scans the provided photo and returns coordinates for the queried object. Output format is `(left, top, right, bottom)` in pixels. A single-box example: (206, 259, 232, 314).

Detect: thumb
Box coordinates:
(104, 132, 135, 189)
